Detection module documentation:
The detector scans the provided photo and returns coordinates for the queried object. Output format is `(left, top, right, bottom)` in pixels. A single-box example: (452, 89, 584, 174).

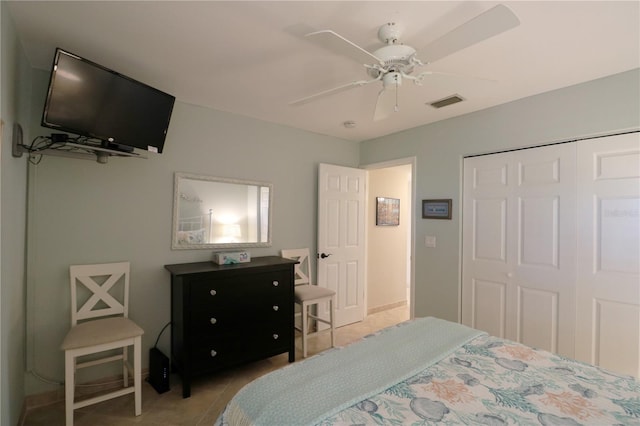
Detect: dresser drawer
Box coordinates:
(189, 271, 290, 307)
(190, 324, 292, 372)
(190, 300, 291, 334)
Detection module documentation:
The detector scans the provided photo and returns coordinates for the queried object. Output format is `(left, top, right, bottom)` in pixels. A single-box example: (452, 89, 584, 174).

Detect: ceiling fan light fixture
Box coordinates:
(382, 72, 402, 88)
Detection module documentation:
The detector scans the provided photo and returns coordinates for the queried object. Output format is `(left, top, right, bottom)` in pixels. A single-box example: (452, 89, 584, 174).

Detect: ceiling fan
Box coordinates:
(290, 4, 520, 121)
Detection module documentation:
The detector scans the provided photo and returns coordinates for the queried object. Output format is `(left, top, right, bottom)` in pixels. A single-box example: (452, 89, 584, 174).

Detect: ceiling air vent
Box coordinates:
(428, 94, 465, 109)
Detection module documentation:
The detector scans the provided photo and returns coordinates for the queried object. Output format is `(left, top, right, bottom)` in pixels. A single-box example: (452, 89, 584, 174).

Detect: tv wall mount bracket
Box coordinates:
(11, 123, 146, 164)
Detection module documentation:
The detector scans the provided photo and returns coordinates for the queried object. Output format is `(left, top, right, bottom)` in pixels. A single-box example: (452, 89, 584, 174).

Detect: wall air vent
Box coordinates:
(428, 94, 465, 109)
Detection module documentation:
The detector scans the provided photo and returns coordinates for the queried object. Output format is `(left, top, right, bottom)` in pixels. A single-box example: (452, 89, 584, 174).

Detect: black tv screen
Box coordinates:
(42, 48, 175, 153)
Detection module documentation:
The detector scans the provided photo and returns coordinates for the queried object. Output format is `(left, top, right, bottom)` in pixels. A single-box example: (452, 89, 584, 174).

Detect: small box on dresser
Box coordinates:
(164, 256, 297, 398)
(212, 251, 251, 265)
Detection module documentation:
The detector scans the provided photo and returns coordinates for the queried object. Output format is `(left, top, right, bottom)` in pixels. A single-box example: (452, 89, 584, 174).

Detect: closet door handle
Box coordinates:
(272, 281, 279, 287)
(273, 305, 279, 311)
(210, 317, 217, 325)
(210, 289, 217, 296)
(273, 334, 279, 340)
(210, 350, 217, 357)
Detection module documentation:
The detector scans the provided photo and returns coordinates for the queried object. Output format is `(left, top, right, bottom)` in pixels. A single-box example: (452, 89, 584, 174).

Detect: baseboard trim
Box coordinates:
(367, 300, 407, 315)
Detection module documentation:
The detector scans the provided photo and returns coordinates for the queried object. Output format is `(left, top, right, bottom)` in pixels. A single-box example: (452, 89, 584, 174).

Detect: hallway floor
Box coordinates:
(23, 305, 409, 426)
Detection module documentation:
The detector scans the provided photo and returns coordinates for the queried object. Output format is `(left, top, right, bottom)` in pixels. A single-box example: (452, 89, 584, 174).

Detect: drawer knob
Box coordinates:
(272, 305, 279, 311)
(210, 350, 217, 357)
(273, 334, 279, 340)
(272, 281, 279, 287)
(210, 317, 217, 325)
(210, 289, 217, 296)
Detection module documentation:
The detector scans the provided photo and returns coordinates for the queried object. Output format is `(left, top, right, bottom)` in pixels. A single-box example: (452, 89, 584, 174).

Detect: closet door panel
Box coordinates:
(576, 132, 640, 377)
(594, 300, 638, 374)
(463, 143, 576, 356)
(518, 286, 558, 352)
(598, 197, 640, 274)
(462, 152, 511, 336)
(472, 278, 507, 338)
(518, 196, 559, 268)
(474, 198, 507, 262)
(512, 143, 576, 357)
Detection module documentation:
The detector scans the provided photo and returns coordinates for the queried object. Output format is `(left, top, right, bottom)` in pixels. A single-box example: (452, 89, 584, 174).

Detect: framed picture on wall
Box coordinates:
(422, 199, 452, 219)
(376, 197, 400, 226)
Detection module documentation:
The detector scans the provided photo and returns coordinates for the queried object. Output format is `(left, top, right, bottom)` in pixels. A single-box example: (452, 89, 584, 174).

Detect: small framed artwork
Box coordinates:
(376, 197, 400, 226)
(422, 199, 452, 219)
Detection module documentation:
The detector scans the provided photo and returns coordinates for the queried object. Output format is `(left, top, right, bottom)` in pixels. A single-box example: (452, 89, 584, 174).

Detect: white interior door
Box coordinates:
(575, 132, 640, 377)
(318, 163, 366, 327)
(463, 143, 577, 357)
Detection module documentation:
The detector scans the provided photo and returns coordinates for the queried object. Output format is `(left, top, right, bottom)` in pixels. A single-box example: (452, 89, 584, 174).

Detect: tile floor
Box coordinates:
(23, 305, 409, 426)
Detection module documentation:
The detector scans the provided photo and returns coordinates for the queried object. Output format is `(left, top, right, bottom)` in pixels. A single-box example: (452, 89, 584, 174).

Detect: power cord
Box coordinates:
(154, 322, 171, 348)
(21, 134, 105, 165)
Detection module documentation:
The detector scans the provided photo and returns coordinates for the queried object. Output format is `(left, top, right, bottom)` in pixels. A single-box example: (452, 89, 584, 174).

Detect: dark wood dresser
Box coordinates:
(164, 256, 297, 397)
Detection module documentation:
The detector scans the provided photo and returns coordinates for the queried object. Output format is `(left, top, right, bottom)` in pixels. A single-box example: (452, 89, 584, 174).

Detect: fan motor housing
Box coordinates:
(367, 44, 417, 78)
(377, 22, 402, 44)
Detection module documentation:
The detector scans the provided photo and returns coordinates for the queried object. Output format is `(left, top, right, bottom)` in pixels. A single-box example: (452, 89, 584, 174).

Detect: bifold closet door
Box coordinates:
(575, 132, 640, 378)
(462, 143, 577, 357)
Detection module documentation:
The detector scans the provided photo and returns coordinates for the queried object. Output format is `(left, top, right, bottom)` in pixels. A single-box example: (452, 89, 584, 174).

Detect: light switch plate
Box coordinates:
(425, 235, 436, 248)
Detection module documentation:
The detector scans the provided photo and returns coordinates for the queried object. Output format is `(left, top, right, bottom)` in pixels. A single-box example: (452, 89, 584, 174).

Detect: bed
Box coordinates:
(216, 317, 639, 425)
(176, 214, 209, 244)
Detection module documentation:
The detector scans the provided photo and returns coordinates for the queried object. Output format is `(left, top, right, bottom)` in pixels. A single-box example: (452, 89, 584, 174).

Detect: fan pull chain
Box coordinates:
(394, 76, 399, 112)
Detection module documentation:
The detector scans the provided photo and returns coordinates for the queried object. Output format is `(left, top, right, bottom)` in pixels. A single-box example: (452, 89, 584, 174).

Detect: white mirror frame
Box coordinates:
(171, 172, 273, 250)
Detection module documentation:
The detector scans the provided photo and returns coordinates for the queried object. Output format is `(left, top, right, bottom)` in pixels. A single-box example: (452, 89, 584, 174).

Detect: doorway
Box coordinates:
(364, 158, 415, 320)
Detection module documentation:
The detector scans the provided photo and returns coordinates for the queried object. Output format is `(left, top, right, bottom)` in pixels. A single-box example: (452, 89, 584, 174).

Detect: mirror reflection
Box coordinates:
(172, 173, 272, 250)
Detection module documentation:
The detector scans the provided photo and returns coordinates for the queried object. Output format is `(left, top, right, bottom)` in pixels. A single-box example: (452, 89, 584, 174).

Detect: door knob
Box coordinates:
(319, 253, 332, 259)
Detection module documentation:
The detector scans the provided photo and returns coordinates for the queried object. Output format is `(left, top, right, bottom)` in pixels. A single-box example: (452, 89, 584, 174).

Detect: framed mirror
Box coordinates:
(172, 172, 272, 250)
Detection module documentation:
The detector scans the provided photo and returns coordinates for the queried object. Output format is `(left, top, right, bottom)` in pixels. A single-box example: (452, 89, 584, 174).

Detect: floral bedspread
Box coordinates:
(319, 334, 640, 425)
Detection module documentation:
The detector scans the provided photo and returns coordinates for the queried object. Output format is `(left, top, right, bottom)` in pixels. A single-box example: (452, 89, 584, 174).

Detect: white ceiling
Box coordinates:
(7, 1, 640, 142)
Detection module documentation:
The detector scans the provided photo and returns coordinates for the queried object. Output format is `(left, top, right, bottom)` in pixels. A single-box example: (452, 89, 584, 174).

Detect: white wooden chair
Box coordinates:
(60, 261, 144, 425)
(281, 248, 336, 357)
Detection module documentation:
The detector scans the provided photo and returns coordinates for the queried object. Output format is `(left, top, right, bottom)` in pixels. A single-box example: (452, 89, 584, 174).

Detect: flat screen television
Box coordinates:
(42, 48, 175, 153)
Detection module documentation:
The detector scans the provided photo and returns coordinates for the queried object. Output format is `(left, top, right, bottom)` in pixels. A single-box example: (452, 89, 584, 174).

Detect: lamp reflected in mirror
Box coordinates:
(222, 224, 242, 242)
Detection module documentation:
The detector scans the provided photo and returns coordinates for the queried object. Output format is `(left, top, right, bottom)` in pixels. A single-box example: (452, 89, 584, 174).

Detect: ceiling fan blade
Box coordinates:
(289, 78, 380, 106)
(419, 4, 520, 63)
(306, 30, 383, 65)
(373, 87, 397, 121)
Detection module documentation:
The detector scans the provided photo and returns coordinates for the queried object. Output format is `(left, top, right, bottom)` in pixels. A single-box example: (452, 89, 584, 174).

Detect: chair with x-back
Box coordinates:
(281, 248, 336, 358)
(61, 261, 144, 425)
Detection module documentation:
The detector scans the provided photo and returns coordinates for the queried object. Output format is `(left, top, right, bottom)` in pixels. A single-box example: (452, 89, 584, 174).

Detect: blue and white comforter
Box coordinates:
(217, 318, 640, 425)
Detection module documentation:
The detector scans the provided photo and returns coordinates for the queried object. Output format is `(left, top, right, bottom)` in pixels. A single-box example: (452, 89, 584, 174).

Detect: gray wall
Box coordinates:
(360, 68, 640, 323)
(24, 69, 359, 395)
(1, 3, 29, 425)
